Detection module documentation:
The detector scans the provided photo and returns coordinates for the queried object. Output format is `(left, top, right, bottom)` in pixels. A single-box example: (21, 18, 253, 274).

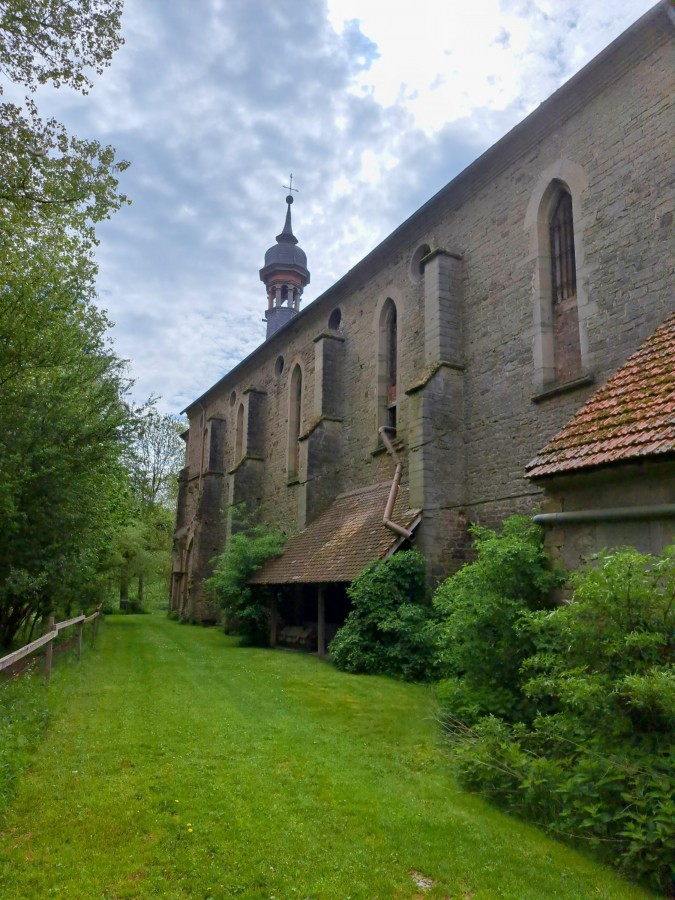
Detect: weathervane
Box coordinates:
(283, 173, 298, 196)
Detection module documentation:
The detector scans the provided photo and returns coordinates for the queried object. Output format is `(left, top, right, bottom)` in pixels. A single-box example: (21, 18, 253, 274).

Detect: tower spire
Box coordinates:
(259, 180, 310, 340)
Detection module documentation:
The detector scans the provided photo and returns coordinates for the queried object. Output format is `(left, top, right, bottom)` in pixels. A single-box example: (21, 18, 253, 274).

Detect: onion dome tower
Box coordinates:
(260, 191, 310, 339)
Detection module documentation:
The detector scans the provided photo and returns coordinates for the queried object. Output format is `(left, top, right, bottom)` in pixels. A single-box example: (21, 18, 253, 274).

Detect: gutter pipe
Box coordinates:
(533, 504, 675, 526)
(378, 426, 414, 540)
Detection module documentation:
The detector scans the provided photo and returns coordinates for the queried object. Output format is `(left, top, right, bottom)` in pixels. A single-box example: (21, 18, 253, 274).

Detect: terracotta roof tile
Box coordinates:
(526, 313, 675, 478)
(249, 482, 421, 585)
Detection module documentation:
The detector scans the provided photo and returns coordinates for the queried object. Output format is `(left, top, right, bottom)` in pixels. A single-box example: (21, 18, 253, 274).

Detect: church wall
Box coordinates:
(174, 10, 674, 613)
(419, 35, 673, 537)
(176, 258, 429, 615)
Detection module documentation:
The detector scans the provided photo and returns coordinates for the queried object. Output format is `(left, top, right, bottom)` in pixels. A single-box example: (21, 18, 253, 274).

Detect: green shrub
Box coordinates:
(525, 545, 674, 737)
(433, 516, 561, 722)
(204, 520, 286, 646)
(330, 550, 435, 681)
(445, 544, 675, 892)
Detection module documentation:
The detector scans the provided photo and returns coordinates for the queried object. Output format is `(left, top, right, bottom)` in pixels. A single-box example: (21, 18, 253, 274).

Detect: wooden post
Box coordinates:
(317, 586, 326, 658)
(91, 610, 99, 646)
(269, 594, 278, 648)
(77, 611, 84, 662)
(44, 616, 55, 683)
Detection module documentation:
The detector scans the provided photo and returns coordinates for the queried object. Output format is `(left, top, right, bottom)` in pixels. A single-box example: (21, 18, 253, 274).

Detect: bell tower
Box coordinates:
(260, 179, 310, 339)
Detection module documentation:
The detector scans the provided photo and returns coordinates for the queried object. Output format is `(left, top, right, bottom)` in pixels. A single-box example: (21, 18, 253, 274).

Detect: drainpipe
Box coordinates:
(533, 504, 675, 525)
(378, 426, 413, 539)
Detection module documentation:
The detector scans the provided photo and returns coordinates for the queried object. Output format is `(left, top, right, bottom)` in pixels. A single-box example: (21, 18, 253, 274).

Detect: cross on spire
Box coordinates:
(283, 173, 298, 195)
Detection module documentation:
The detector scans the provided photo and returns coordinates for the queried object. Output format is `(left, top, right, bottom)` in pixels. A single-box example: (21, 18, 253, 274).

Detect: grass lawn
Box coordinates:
(0, 614, 658, 899)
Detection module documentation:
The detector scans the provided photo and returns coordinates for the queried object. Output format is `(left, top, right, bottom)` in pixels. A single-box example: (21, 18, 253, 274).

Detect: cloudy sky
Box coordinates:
(27, 0, 656, 413)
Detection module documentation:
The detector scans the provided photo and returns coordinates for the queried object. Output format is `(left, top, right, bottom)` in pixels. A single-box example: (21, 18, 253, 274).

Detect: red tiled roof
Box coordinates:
(526, 313, 675, 478)
(249, 482, 421, 584)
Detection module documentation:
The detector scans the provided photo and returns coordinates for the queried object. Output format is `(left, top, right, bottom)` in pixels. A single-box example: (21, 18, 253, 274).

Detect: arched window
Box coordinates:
(378, 298, 398, 432)
(550, 189, 581, 382)
(526, 163, 589, 393)
(234, 402, 244, 463)
(288, 364, 302, 477)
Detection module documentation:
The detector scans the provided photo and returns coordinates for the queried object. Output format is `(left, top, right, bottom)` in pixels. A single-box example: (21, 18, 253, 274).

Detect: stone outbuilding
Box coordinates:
(526, 313, 675, 569)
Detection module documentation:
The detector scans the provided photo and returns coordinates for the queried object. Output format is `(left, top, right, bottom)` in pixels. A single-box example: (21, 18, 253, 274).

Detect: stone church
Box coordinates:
(171, 1, 674, 643)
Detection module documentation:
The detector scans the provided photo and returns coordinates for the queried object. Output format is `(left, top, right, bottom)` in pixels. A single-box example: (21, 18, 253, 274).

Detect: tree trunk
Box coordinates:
(119, 557, 129, 608)
(138, 574, 144, 606)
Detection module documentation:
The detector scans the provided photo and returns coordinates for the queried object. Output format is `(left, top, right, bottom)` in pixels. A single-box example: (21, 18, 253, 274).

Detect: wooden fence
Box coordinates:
(0, 607, 103, 682)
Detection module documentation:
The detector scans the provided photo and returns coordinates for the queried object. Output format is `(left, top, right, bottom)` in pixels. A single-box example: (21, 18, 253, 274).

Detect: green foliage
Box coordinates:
(204, 515, 286, 645)
(433, 516, 561, 721)
(0, 256, 133, 645)
(524, 545, 674, 737)
(0, 0, 124, 94)
(1, 1, 128, 248)
(330, 550, 435, 681)
(444, 544, 675, 892)
(123, 408, 186, 510)
(111, 407, 186, 611)
(0, 0, 129, 648)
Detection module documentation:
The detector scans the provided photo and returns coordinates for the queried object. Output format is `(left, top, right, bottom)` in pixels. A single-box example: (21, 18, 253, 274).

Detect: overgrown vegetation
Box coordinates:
(433, 516, 562, 721)
(204, 517, 286, 644)
(330, 550, 436, 680)
(436, 528, 674, 893)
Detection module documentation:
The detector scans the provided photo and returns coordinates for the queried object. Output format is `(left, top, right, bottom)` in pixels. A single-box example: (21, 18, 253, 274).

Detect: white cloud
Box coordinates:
(17, 0, 656, 414)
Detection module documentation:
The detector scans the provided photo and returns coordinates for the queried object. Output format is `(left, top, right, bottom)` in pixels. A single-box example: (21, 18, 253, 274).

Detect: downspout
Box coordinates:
(378, 426, 413, 539)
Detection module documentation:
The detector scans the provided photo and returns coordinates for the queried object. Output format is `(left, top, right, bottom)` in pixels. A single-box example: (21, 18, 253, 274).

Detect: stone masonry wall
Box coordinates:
(174, 16, 674, 611)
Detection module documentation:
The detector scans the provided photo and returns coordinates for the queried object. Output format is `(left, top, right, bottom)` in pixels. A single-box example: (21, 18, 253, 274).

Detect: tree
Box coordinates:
(0, 242, 133, 645)
(1, 0, 129, 247)
(116, 409, 186, 607)
(125, 409, 187, 510)
(0, 0, 130, 646)
(0, 0, 124, 93)
(205, 516, 287, 644)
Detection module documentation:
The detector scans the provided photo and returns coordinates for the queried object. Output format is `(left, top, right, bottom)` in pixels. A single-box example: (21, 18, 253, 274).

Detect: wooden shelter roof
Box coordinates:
(249, 482, 421, 585)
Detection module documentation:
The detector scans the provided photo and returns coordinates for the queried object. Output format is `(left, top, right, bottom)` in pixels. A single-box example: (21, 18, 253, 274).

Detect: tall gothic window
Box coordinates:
(288, 364, 302, 477)
(550, 190, 581, 382)
(234, 402, 244, 463)
(378, 298, 398, 432)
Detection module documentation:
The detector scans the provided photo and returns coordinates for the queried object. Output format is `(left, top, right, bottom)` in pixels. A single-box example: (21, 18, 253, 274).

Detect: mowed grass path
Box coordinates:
(0, 615, 656, 900)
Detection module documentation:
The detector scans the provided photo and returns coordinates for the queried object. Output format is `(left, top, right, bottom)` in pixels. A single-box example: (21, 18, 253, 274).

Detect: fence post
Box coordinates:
(77, 611, 84, 662)
(44, 616, 55, 684)
(91, 610, 99, 646)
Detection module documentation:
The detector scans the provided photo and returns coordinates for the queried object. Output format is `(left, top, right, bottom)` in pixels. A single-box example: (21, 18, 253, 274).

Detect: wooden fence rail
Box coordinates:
(0, 606, 102, 682)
